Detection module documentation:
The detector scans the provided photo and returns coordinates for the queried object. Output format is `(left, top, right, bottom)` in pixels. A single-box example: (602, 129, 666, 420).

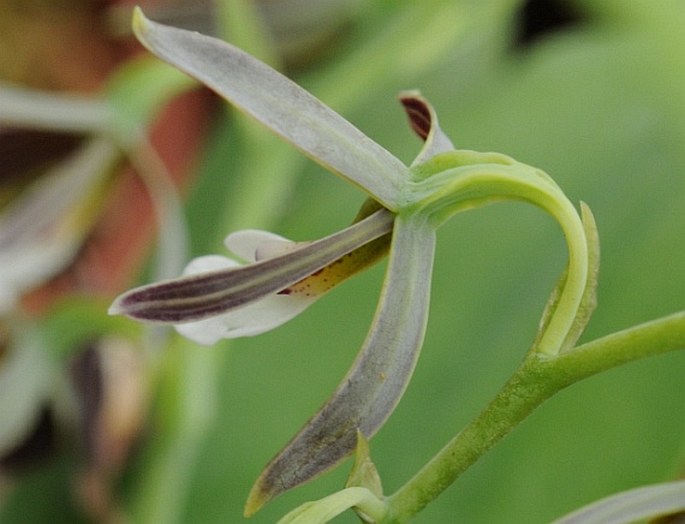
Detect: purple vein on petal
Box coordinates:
(109, 209, 394, 323)
(399, 91, 455, 166)
(399, 93, 432, 140)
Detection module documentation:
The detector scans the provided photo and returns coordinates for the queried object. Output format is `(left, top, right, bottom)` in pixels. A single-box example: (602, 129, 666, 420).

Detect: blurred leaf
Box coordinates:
(0, 325, 52, 458)
(551, 480, 685, 524)
(41, 297, 142, 361)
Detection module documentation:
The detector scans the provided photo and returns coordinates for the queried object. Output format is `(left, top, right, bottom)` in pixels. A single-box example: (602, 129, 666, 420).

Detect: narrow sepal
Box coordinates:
(132, 8, 408, 208)
(245, 214, 435, 513)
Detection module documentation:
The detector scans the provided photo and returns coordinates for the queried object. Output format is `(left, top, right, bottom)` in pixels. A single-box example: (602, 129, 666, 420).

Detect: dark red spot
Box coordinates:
(400, 96, 431, 141)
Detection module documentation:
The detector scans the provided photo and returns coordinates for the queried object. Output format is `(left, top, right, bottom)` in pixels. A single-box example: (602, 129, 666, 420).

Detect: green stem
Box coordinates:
(130, 337, 222, 524)
(382, 357, 558, 523)
(411, 157, 589, 357)
(382, 311, 685, 523)
(548, 311, 685, 383)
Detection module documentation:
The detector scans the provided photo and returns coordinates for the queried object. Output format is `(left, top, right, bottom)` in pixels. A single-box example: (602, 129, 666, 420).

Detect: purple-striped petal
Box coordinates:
(109, 209, 394, 323)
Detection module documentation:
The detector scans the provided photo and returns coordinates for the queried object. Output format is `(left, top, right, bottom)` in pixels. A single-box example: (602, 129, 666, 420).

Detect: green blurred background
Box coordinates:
(2, 0, 684, 522)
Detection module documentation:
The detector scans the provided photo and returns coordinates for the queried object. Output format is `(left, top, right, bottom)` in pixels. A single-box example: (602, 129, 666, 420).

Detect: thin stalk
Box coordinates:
(382, 357, 559, 523)
(383, 311, 685, 522)
(548, 311, 685, 383)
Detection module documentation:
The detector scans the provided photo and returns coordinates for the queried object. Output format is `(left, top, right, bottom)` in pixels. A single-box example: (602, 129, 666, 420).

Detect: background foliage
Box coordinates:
(2, 0, 684, 522)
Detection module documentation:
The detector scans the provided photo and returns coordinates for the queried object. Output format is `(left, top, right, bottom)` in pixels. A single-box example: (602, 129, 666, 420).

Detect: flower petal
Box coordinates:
(109, 208, 394, 323)
(224, 230, 295, 263)
(172, 254, 313, 344)
(182, 254, 240, 274)
(245, 213, 436, 514)
(132, 8, 408, 209)
(399, 91, 455, 166)
(176, 293, 313, 344)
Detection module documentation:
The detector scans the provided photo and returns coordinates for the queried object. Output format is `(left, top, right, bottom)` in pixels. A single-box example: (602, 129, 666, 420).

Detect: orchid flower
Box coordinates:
(111, 9, 598, 516)
(0, 137, 117, 314)
(0, 54, 199, 314)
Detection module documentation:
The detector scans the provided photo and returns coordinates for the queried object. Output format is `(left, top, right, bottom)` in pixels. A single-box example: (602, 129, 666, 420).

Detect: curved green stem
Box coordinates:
(382, 356, 556, 523)
(382, 311, 685, 523)
(408, 153, 588, 356)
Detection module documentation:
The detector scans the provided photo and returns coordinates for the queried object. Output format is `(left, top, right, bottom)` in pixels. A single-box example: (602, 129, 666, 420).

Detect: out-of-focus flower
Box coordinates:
(0, 0, 216, 316)
(0, 3, 213, 519)
(0, 323, 53, 462)
(0, 138, 118, 314)
(70, 337, 149, 521)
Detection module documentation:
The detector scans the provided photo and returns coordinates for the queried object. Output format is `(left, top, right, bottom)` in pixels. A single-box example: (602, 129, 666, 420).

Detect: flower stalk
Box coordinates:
(382, 311, 685, 523)
(406, 151, 592, 357)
